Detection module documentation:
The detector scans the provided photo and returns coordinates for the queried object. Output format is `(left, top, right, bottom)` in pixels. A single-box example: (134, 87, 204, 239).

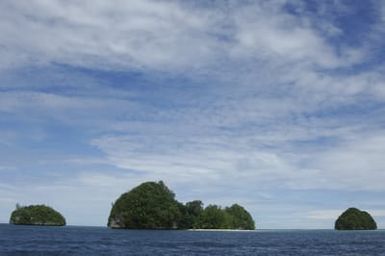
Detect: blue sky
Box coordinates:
(1, 0, 385, 229)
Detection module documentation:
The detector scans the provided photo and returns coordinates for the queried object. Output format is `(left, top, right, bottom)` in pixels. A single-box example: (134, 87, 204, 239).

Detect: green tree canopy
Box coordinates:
(10, 204, 66, 226)
(225, 204, 255, 230)
(194, 204, 227, 229)
(108, 181, 182, 229)
(178, 200, 204, 229)
(193, 204, 256, 230)
(186, 200, 204, 217)
(108, 181, 256, 230)
(335, 207, 377, 230)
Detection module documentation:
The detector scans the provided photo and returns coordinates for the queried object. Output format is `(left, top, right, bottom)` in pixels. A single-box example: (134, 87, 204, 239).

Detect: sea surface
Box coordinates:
(1, 224, 385, 255)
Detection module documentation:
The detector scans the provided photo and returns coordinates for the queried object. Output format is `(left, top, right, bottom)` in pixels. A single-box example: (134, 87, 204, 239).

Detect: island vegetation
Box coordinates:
(108, 181, 255, 230)
(10, 204, 66, 226)
(335, 207, 377, 230)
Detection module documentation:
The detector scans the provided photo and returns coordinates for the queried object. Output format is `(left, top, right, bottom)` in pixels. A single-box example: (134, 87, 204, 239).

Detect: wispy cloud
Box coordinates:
(0, 0, 372, 74)
(0, 0, 222, 71)
(1, 0, 385, 228)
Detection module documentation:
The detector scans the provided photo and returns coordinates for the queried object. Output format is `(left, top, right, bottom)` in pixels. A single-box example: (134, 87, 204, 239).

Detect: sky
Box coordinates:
(1, 0, 385, 229)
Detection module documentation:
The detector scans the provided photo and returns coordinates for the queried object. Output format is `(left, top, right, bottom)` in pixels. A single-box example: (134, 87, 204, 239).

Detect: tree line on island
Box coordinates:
(108, 181, 255, 230)
(10, 204, 66, 226)
(8, 181, 378, 231)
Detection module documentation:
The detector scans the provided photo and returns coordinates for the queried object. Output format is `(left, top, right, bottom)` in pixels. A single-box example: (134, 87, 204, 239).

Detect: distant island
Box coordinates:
(108, 181, 255, 230)
(10, 204, 66, 226)
(335, 207, 377, 230)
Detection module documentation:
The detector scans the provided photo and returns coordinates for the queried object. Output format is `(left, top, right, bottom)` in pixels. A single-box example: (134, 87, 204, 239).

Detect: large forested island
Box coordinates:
(335, 207, 377, 230)
(108, 181, 255, 230)
(10, 204, 66, 226)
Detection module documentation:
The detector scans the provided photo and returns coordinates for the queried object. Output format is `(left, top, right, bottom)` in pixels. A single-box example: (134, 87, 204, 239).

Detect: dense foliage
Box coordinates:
(108, 181, 255, 230)
(224, 204, 256, 230)
(335, 207, 377, 230)
(193, 204, 255, 230)
(108, 181, 181, 229)
(194, 204, 228, 229)
(178, 200, 204, 229)
(10, 205, 66, 226)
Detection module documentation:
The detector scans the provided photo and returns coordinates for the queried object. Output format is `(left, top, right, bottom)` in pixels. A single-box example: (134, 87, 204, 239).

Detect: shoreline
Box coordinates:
(188, 229, 256, 232)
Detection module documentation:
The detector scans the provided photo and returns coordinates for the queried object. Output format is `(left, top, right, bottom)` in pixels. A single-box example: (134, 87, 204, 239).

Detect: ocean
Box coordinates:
(0, 224, 384, 255)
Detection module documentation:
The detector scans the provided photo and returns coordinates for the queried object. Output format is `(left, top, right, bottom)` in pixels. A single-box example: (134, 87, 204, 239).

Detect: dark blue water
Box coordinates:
(1, 224, 385, 255)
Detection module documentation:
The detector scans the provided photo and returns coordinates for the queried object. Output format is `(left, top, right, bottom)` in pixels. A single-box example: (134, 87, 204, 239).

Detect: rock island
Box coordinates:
(10, 204, 66, 226)
(335, 207, 377, 230)
(108, 181, 255, 230)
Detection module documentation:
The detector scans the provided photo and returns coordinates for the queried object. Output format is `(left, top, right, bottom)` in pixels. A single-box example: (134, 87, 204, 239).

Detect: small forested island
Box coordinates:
(10, 204, 66, 226)
(108, 181, 255, 230)
(335, 207, 377, 230)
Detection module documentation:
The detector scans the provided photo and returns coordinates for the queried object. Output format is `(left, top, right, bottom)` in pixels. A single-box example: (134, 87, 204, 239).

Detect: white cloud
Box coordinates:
(231, 4, 342, 67)
(307, 210, 341, 220)
(0, 0, 222, 71)
(1, 0, 385, 228)
(0, 91, 139, 129)
(306, 134, 385, 191)
(0, 0, 368, 74)
(88, 111, 385, 192)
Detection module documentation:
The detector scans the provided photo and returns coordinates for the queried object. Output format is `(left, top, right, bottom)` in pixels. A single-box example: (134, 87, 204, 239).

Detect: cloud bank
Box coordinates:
(1, 0, 385, 228)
